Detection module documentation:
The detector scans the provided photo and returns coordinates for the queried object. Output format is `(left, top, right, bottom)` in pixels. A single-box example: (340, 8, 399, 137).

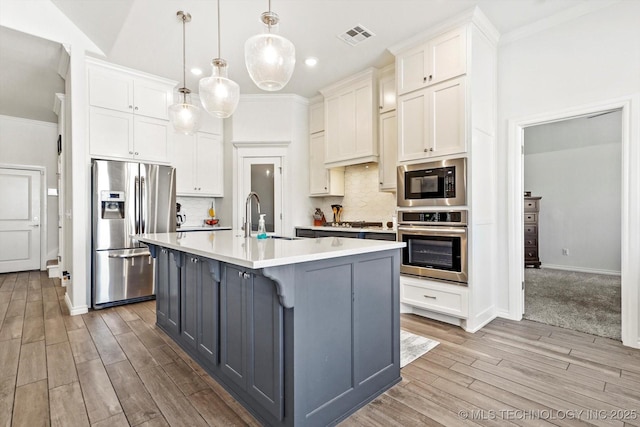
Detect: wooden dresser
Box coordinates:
(524, 196, 541, 268)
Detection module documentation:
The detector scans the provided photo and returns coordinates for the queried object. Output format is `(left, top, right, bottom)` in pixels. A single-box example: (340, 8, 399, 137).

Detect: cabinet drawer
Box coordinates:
(524, 213, 538, 223)
(524, 237, 538, 247)
(524, 199, 539, 212)
(400, 279, 468, 318)
(525, 247, 539, 260)
(295, 229, 316, 238)
(524, 224, 537, 234)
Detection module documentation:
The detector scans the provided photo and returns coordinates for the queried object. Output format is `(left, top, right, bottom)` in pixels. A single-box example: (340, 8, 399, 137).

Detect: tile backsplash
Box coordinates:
(316, 163, 396, 225)
(176, 196, 219, 227)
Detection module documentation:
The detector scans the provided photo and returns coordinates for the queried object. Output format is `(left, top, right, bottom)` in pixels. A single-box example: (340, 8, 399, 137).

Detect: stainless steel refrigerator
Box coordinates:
(92, 159, 176, 308)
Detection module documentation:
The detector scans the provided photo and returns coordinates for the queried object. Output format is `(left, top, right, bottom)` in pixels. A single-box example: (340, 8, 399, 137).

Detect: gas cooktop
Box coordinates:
(323, 221, 383, 229)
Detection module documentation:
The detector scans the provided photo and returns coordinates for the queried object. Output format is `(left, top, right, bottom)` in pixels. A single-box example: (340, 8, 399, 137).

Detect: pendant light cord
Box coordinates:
(182, 14, 187, 103)
(217, 0, 221, 59)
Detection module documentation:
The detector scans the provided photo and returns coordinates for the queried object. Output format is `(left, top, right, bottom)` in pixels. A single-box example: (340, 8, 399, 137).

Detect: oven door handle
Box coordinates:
(398, 226, 467, 234)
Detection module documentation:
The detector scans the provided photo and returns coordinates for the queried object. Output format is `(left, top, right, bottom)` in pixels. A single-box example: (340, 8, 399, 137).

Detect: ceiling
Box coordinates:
(0, 0, 616, 123)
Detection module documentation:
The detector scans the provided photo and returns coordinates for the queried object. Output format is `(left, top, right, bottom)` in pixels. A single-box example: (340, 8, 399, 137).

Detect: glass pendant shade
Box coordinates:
(199, 59, 240, 118)
(169, 90, 202, 135)
(169, 11, 202, 135)
(245, 11, 295, 91)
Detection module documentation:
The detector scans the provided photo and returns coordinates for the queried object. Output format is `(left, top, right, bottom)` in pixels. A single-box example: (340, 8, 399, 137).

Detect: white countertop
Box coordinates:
(295, 225, 396, 234)
(136, 230, 405, 269)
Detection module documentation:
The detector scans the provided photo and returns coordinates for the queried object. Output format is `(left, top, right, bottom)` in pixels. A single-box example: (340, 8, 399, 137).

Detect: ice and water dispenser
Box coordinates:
(100, 190, 125, 219)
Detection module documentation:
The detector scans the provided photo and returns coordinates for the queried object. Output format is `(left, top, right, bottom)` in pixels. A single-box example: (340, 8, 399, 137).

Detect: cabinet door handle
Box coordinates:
(128, 105, 133, 109)
(423, 295, 437, 299)
(429, 75, 433, 81)
(243, 272, 251, 279)
(424, 148, 428, 152)
(129, 151, 134, 154)
(161, 248, 167, 254)
(379, 105, 383, 110)
(429, 147, 434, 152)
(134, 106, 139, 111)
(423, 76, 427, 83)
(238, 271, 243, 277)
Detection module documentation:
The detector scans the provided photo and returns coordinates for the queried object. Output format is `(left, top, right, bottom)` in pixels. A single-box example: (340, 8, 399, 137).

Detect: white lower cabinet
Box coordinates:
(174, 132, 223, 197)
(309, 132, 344, 196)
(89, 107, 170, 163)
(400, 275, 468, 318)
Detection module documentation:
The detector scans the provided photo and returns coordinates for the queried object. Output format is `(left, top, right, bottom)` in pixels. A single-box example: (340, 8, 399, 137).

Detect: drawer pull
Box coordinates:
(423, 295, 437, 299)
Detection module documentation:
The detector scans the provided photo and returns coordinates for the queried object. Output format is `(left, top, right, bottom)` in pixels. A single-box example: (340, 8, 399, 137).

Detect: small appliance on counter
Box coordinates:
(176, 202, 186, 227)
(313, 208, 326, 226)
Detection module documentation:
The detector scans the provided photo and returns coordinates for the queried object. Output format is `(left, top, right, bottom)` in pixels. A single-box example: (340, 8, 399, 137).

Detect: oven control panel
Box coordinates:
(398, 210, 467, 226)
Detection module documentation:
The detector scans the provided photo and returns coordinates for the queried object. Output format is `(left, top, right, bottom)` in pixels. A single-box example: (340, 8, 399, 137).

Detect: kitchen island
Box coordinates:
(136, 230, 404, 427)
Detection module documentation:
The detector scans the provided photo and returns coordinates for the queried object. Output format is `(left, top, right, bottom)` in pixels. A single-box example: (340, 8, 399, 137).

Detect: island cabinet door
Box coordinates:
(246, 274, 284, 421)
(157, 248, 181, 336)
(198, 259, 219, 365)
(155, 248, 170, 327)
(166, 250, 181, 336)
(220, 265, 247, 389)
(181, 255, 199, 349)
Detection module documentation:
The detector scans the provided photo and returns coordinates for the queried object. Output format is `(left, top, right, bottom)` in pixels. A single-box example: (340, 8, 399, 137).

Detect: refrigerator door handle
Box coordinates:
(140, 176, 146, 233)
(134, 175, 140, 234)
(108, 251, 151, 259)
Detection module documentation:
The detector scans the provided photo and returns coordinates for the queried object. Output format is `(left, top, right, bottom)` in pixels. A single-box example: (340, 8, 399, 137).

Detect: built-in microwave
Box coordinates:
(397, 158, 466, 207)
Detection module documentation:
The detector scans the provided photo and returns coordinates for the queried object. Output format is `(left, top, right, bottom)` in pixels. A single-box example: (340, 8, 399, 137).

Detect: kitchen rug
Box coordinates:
(400, 330, 439, 368)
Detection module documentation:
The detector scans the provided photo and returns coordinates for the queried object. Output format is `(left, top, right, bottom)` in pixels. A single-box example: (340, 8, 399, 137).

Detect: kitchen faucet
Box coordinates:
(244, 192, 261, 238)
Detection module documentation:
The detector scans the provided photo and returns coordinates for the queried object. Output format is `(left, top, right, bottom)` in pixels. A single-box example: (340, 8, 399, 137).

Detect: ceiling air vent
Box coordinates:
(337, 24, 375, 46)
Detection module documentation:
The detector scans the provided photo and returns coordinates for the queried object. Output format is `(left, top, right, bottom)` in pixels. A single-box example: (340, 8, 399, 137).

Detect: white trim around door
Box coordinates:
(505, 94, 640, 348)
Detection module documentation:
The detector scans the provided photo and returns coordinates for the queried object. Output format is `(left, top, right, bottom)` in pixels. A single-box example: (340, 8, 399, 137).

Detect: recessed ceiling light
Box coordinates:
(304, 57, 318, 67)
(190, 67, 203, 76)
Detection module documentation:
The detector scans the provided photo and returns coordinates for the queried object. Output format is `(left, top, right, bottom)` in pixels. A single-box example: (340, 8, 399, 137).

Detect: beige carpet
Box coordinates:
(524, 268, 621, 340)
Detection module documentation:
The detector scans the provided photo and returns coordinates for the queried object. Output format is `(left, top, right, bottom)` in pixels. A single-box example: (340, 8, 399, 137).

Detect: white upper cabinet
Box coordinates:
(396, 27, 467, 96)
(320, 68, 378, 168)
(378, 110, 397, 191)
(86, 58, 176, 164)
(398, 77, 466, 162)
(378, 73, 396, 114)
(173, 131, 224, 197)
(308, 98, 344, 197)
(309, 101, 324, 134)
(378, 66, 397, 192)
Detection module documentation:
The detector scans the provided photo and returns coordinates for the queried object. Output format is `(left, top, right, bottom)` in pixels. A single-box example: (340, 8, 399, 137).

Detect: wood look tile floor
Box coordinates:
(1, 271, 640, 426)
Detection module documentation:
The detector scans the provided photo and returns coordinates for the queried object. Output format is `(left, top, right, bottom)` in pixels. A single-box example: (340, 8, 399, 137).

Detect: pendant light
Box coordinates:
(169, 11, 202, 135)
(199, 0, 240, 118)
(244, 0, 296, 91)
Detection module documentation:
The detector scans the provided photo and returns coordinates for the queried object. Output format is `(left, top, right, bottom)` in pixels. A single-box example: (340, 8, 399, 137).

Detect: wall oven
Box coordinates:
(397, 210, 468, 284)
(397, 158, 466, 207)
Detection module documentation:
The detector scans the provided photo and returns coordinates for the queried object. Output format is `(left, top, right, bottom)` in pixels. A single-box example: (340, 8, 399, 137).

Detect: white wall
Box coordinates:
(524, 133, 621, 273)
(0, 115, 59, 261)
(221, 95, 313, 236)
(496, 1, 640, 313)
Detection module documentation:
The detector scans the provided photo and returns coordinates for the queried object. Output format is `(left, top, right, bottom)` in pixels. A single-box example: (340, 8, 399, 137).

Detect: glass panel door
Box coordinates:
(242, 157, 282, 234)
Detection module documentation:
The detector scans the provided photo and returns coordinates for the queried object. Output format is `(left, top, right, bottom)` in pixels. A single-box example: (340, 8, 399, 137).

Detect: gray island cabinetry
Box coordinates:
(138, 231, 404, 427)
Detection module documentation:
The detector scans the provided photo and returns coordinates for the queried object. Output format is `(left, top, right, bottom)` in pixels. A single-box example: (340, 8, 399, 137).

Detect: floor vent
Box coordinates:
(337, 24, 375, 46)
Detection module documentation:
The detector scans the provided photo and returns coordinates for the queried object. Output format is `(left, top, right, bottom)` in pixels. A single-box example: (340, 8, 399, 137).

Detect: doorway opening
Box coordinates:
(506, 95, 640, 348)
(522, 110, 622, 339)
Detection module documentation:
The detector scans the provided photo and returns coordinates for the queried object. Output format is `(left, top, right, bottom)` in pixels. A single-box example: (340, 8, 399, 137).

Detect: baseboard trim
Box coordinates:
(541, 264, 621, 276)
(65, 293, 89, 316)
(496, 309, 522, 321)
(464, 306, 496, 333)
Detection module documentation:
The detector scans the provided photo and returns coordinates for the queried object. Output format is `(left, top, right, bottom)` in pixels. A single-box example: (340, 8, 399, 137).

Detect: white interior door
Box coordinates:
(0, 167, 41, 273)
(241, 157, 282, 235)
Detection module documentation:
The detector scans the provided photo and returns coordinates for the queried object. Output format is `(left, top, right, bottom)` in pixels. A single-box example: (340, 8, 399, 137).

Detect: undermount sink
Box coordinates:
(268, 235, 299, 240)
